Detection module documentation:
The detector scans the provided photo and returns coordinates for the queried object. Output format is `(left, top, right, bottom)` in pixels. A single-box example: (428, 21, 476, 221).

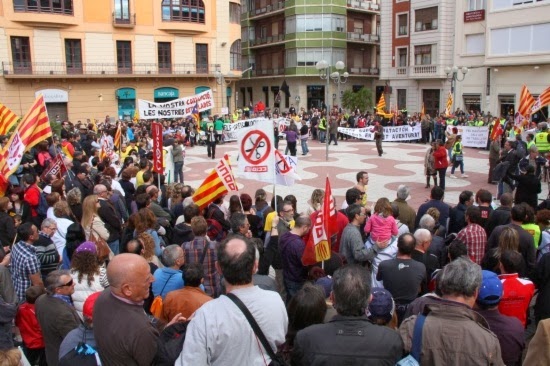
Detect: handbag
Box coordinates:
(89, 216, 112, 260)
(454, 154, 463, 162)
(225, 293, 288, 366)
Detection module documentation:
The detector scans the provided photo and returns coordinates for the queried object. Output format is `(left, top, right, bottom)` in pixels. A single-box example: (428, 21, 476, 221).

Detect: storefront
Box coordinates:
(116, 87, 136, 121)
(307, 85, 325, 110)
(154, 87, 179, 103)
(36, 88, 68, 122)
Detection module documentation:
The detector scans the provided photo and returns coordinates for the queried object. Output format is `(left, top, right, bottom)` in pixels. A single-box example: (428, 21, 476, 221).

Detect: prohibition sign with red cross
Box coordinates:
(241, 130, 272, 165)
(274, 150, 291, 174)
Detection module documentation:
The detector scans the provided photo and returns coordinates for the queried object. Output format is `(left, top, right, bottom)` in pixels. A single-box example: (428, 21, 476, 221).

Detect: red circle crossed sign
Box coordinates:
(274, 150, 291, 174)
(241, 130, 272, 165)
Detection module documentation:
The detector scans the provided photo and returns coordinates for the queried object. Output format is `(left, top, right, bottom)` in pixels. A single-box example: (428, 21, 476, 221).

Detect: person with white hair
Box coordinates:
(392, 185, 416, 232)
(412, 228, 440, 281)
(418, 214, 446, 267)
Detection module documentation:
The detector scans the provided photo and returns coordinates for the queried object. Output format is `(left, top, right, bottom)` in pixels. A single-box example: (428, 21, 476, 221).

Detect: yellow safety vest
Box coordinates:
(536, 132, 550, 153)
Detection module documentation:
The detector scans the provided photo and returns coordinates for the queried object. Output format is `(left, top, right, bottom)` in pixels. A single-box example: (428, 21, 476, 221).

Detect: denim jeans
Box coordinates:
(301, 139, 309, 155)
(319, 130, 326, 143)
(108, 239, 120, 255)
(450, 160, 464, 174)
(174, 161, 184, 183)
(284, 279, 305, 304)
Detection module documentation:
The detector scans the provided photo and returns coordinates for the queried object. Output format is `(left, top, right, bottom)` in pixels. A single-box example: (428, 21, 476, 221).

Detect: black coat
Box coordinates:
(509, 173, 541, 210)
(448, 203, 467, 235)
(0, 211, 15, 249)
(534, 253, 550, 322)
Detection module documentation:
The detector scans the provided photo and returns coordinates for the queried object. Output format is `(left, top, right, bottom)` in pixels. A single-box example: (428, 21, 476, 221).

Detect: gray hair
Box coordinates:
(66, 187, 82, 206)
(332, 265, 372, 316)
(438, 257, 482, 298)
(162, 245, 183, 267)
(413, 228, 432, 246)
(529, 145, 538, 154)
(45, 270, 71, 294)
(41, 218, 56, 230)
(294, 215, 312, 228)
(396, 185, 410, 200)
(418, 214, 436, 232)
(230, 212, 247, 234)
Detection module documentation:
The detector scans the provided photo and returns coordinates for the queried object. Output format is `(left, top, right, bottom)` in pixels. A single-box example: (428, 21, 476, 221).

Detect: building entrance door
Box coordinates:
(422, 89, 441, 117)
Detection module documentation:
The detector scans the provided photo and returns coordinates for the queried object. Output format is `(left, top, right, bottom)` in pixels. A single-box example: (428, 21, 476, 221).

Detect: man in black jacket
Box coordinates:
(292, 265, 403, 365)
(94, 184, 122, 254)
(485, 193, 512, 237)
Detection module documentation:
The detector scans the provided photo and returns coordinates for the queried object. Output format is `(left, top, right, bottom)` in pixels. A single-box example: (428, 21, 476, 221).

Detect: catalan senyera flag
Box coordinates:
(133, 109, 139, 122)
(192, 102, 201, 131)
(376, 94, 386, 113)
(444, 91, 453, 116)
(490, 119, 503, 141)
(99, 138, 109, 161)
(114, 124, 122, 151)
(0, 95, 52, 195)
(532, 86, 550, 113)
(302, 177, 336, 265)
(518, 85, 535, 118)
(0, 102, 18, 136)
(421, 103, 426, 118)
(192, 154, 238, 210)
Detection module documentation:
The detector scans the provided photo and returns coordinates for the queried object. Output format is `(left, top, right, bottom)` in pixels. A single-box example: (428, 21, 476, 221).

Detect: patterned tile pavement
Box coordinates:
(182, 138, 549, 213)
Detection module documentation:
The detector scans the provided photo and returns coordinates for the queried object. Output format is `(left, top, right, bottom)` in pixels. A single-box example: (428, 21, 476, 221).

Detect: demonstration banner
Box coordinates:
(445, 125, 490, 148)
(337, 124, 421, 141)
(138, 90, 214, 120)
(224, 117, 295, 141)
(151, 122, 164, 174)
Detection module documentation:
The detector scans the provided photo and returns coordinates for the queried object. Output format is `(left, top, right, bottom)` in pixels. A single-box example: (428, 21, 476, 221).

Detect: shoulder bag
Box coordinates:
(225, 293, 288, 366)
(88, 215, 112, 260)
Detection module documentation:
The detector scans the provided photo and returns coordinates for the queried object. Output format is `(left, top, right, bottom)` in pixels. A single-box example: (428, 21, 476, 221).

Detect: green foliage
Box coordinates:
(50, 120, 62, 138)
(341, 88, 373, 113)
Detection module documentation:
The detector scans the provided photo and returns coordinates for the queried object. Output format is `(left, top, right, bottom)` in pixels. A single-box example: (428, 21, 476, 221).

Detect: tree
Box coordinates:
(342, 88, 373, 114)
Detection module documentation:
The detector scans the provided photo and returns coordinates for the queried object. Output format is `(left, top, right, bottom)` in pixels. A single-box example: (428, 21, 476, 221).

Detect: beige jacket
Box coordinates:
(85, 216, 110, 242)
(524, 318, 550, 366)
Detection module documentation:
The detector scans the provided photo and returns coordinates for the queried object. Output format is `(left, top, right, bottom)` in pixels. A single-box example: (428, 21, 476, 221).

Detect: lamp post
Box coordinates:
(316, 60, 348, 161)
(444, 66, 468, 112)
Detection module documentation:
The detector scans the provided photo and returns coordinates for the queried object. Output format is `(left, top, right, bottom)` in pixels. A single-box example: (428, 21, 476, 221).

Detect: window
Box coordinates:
(465, 34, 485, 55)
(397, 14, 408, 36)
(468, 0, 485, 10)
(13, 0, 73, 15)
(162, 0, 205, 23)
(415, 7, 438, 32)
(65, 39, 82, 74)
(196, 43, 208, 73)
(11, 36, 31, 74)
(285, 15, 345, 33)
(397, 89, 407, 109)
(116, 40, 132, 74)
(286, 48, 346, 67)
(397, 48, 408, 67)
(493, 0, 548, 10)
(158, 42, 172, 73)
(114, 0, 130, 22)
(414, 45, 432, 65)
(229, 3, 240, 23)
(490, 23, 550, 55)
(230, 40, 241, 70)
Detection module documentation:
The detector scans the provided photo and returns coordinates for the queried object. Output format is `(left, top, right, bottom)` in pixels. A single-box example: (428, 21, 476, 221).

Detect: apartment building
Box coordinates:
(238, 0, 383, 112)
(453, 0, 550, 118)
(0, 0, 241, 122)
(380, 0, 455, 116)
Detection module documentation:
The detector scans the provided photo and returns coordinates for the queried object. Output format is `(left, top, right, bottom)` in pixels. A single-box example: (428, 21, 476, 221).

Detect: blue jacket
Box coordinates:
(152, 267, 184, 299)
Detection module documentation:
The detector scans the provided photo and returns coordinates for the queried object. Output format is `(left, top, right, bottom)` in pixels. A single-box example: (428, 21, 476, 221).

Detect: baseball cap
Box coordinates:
(477, 270, 503, 306)
(367, 288, 395, 323)
(75, 241, 97, 255)
(314, 276, 333, 298)
(83, 291, 101, 320)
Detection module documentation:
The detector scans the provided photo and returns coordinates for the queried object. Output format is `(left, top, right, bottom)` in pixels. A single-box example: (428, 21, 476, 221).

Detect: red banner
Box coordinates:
(40, 154, 66, 182)
(152, 122, 164, 174)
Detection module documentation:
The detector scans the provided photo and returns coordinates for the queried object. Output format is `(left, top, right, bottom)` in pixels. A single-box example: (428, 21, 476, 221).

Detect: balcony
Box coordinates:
(249, 1, 286, 20)
(411, 65, 438, 76)
(396, 67, 408, 76)
(251, 68, 285, 76)
(11, 2, 78, 27)
(349, 67, 379, 76)
(346, 31, 380, 44)
(1, 62, 222, 78)
(113, 13, 136, 28)
(13, 2, 73, 15)
(347, 0, 380, 13)
(249, 34, 285, 47)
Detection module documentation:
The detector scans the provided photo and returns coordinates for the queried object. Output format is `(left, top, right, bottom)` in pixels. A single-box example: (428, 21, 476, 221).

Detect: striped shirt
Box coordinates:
(11, 241, 41, 302)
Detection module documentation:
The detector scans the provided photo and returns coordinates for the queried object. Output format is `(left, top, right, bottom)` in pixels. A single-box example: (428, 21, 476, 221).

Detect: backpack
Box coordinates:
(150, 273, 176, 318)
(254, 205, 270, 238)
(207, 219, 225, 242)
(37, 191, 48, 218)
(153, 321, 189, 366)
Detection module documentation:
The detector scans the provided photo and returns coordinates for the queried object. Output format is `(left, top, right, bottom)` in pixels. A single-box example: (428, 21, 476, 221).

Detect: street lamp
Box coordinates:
(316, 59, 348, 161)
(445, 66, 468, 112)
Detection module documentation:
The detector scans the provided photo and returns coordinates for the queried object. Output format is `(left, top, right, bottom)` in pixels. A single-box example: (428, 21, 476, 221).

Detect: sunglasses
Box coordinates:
(58, 279, 74, 288)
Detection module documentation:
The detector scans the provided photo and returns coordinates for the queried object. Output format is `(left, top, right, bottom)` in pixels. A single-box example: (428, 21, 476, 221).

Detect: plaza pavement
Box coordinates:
(182, 137, 549, 213)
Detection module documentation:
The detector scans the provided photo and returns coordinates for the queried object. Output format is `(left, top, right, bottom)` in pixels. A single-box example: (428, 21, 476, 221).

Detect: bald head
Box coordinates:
(107, 253, 149, 289)
(216, 237, 256, 286)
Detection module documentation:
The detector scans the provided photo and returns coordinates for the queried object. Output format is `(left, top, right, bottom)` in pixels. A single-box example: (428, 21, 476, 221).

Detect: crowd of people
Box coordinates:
(0, 105, 549, 366)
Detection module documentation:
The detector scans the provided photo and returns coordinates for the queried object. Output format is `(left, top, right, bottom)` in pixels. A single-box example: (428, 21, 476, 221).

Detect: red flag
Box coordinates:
(152, 122, 164, 175)
(490, 120, 503, 141)
(192, 154, 237, 210)
(302, 177, 335, 265)
(532, 86, 550, 113)
(114, 124, 122, 151)
(40, 154, 66, 182)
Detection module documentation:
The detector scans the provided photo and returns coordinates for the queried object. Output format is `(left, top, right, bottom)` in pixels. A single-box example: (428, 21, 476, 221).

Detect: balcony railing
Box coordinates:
(1, 62, 222, 77)
(396, 67, 408, 76)
(347, 0, 380, 12)
(112, 13, 136, 27)
(14, 3, 74, 15)
(251, 68, 285, 76)
(412, 65, 437, 75)
(249, 34, 285, 46)
(249, 1, 286, 18)
(346, 32, 379, 43)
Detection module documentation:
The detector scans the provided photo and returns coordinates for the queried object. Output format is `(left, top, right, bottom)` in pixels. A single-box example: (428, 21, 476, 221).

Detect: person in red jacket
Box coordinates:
(15, 286, 47, 366)
(433, 139, 450, 190)
(22, 174, 42, 227)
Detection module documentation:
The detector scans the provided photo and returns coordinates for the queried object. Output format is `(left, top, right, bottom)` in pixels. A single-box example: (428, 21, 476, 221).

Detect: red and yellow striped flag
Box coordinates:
(421, 102, 426, 117)
(518, 85, 535, 118)
(444, 91, 453, 116)
(192, 154, 238, 210)
(0, 102, 18, 136)
(114, 124, 122, 151)
(376, 94, 386, 113)
(532, 86, 550, 114)
(0, 95, 51, 195)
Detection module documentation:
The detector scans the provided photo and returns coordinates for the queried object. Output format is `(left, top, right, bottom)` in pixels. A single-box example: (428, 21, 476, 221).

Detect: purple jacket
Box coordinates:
(284, 130, 298, 143)
(279, 231, 307, 283)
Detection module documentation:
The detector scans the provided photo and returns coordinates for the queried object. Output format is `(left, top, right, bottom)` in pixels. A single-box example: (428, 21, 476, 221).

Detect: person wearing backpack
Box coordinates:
(450, 135, 469, 179)
(151, 245, 185, 300)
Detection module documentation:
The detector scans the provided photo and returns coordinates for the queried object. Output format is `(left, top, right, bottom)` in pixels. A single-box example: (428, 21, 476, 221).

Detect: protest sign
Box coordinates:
(460, 126, 489, 148)
(338, 125, 421, 141)
(138, 90, 214, 120)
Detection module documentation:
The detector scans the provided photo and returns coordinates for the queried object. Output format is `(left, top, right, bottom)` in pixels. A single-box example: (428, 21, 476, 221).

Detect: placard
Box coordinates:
(138, 90, 214, 120)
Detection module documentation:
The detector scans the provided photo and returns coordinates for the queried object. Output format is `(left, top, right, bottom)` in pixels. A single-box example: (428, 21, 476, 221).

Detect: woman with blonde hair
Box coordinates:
(81, 195, 109, 243)
(137, 231, 162, 268)
(482, 227, 525, 275)
(306, 189, 325, 216)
